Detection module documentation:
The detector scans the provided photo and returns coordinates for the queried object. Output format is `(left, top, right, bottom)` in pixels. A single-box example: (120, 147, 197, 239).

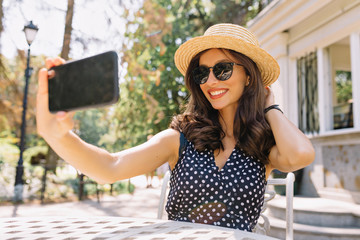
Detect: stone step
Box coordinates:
(266, 196, 360, 228)
(268, 216, 360, 240)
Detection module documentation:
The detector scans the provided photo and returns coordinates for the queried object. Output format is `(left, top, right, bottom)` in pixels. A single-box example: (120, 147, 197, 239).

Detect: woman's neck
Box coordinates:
(219, 106, 237, 138)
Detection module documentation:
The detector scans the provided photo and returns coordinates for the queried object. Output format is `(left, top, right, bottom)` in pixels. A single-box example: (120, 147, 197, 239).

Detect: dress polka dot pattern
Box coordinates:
(165, 134, 267, 232)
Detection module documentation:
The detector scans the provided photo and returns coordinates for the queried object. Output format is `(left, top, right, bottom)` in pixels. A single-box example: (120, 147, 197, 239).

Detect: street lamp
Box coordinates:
(14, 21, 39, 202)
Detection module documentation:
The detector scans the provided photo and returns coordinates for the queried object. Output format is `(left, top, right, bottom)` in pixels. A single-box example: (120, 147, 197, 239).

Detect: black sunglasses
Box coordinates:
(192, 62, 243, 85)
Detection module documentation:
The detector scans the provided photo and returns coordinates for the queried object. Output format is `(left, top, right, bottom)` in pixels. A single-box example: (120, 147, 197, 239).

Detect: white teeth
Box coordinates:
(210, 90, 226, 96)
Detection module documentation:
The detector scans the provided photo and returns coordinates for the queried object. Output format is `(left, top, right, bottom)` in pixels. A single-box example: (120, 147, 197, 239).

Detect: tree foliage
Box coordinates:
(208, 0, 265, 26)
(0, 50, 46, 145)
(0, 0, 265, 153)
(335, 70, 352, 104)
(108, 0, 202, 149)
(110, 0, 265, 149)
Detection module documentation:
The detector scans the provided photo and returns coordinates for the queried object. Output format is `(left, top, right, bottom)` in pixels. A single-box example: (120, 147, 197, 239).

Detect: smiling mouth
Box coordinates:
(209, 89, 228, 99)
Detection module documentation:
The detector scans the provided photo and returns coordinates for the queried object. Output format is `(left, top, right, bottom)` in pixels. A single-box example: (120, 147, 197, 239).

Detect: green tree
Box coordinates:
(113, 0, 206, 148)
(208, 0, 265, 26)
(335, 71, 352, 104)
(110, 0, 265, 149)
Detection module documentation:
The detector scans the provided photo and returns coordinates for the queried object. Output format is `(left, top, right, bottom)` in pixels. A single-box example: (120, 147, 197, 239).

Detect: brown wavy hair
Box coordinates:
(170, 49, 275, 164)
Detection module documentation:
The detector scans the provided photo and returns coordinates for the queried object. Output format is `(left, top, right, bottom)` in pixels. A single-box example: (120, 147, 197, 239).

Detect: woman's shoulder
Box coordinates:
(156, 128, 181, 140)
(154, 129, 181, 170)
(150, 129, 181, 152)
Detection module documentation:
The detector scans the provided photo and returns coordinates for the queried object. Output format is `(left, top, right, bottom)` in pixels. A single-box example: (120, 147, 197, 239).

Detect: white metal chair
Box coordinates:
(157, 171, 295, 240)
(157, 170, 171, 219)
(253, 172, 295, 240)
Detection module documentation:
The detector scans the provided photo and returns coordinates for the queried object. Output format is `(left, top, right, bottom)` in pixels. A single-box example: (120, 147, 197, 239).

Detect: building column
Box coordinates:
(317, 48, 332, 133)
(350, 32, 360, 130)
(263, 32, 290, 118)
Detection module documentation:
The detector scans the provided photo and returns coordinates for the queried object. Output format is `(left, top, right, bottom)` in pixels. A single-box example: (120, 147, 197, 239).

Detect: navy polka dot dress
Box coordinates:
(165, 133, 267, 232)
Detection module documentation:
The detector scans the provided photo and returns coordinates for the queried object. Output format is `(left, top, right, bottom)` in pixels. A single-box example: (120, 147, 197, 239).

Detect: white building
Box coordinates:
(248, 0, 360, 204)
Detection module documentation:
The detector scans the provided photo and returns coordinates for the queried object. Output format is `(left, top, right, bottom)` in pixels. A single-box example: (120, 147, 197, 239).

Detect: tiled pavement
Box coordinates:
(0, 175, 163, 219)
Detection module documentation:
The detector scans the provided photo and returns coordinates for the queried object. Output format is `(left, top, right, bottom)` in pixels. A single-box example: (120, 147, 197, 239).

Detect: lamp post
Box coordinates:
(14, 21, 39, 202)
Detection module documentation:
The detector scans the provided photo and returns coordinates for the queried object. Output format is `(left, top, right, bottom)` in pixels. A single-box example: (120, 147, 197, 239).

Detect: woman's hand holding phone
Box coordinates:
(37, 51, 119, 142)
(35, 52, 129, 184)
(36, 57, 75, 141)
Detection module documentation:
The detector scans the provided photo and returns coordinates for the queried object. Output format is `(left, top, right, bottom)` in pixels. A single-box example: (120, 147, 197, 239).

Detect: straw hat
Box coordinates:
(174, 23, 280, 86)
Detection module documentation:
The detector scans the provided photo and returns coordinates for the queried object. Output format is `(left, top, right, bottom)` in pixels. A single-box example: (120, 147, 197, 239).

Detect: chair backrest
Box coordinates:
(157, 170, 171, 219)
(253, 172, 295, 240)
(157, 171, 295, 240)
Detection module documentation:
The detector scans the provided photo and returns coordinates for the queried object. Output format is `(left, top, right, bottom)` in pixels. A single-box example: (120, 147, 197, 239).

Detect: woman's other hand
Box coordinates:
(264, 86, 275, 108)
(36, 57, 75, 141)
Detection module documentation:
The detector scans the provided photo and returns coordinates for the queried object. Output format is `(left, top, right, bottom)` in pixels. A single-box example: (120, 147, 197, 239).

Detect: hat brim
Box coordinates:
(174, 35, 280, 86)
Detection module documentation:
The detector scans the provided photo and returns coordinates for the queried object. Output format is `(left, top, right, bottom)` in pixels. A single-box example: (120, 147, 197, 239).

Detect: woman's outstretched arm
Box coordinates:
(36, 58, 179, 184)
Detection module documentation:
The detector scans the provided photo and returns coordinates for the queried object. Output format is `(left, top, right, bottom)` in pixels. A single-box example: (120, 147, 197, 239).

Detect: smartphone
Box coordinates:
(48, 51, 119, 113)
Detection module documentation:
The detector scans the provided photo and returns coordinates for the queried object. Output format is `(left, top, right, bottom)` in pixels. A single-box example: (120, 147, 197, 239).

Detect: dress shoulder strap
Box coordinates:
(178, 132, 188, 158)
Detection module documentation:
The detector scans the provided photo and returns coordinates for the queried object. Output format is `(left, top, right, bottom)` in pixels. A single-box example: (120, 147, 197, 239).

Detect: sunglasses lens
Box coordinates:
(193, 62, 235, 84)
(213, 62, 233, 81)
(193, 66, 209, 84)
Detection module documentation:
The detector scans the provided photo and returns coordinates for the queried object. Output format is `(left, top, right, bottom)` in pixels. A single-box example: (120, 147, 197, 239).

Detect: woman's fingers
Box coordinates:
(265, 86, 271, 93)
(45, 58, 54, 69)
(56, 111, 75, 132)
(265, 86, 275, 107)
(55, 111, 75, 121)
(37, 68, 49, 95)
(45, 57, 66, 69)
(39, 57, 66, 110)
(54, 57, 66, 66)
(36, 68, 51, 137)
(37, 57, 72, 139)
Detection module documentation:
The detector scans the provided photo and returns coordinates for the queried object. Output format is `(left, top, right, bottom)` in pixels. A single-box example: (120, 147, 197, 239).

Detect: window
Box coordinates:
(333, 71, 353, 129)
(297, 52, 319, 134)
(327, 37, 353, 130)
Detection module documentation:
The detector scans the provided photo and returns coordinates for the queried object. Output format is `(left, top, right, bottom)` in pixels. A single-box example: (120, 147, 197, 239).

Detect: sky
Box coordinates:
(2, 0, 67, 58)
(1, 0, 140, 60)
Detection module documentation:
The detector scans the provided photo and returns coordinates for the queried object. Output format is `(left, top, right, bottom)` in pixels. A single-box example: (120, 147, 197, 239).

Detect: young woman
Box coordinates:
(36, 23, 315, 231)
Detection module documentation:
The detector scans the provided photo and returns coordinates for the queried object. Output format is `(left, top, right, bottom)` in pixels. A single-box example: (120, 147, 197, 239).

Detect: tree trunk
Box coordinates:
(44, 0, 75, 184)
(60, 0, 74, 60)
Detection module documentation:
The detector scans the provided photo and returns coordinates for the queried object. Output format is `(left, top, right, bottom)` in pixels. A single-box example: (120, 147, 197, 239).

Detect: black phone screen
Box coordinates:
(48, 51, 119, 113)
